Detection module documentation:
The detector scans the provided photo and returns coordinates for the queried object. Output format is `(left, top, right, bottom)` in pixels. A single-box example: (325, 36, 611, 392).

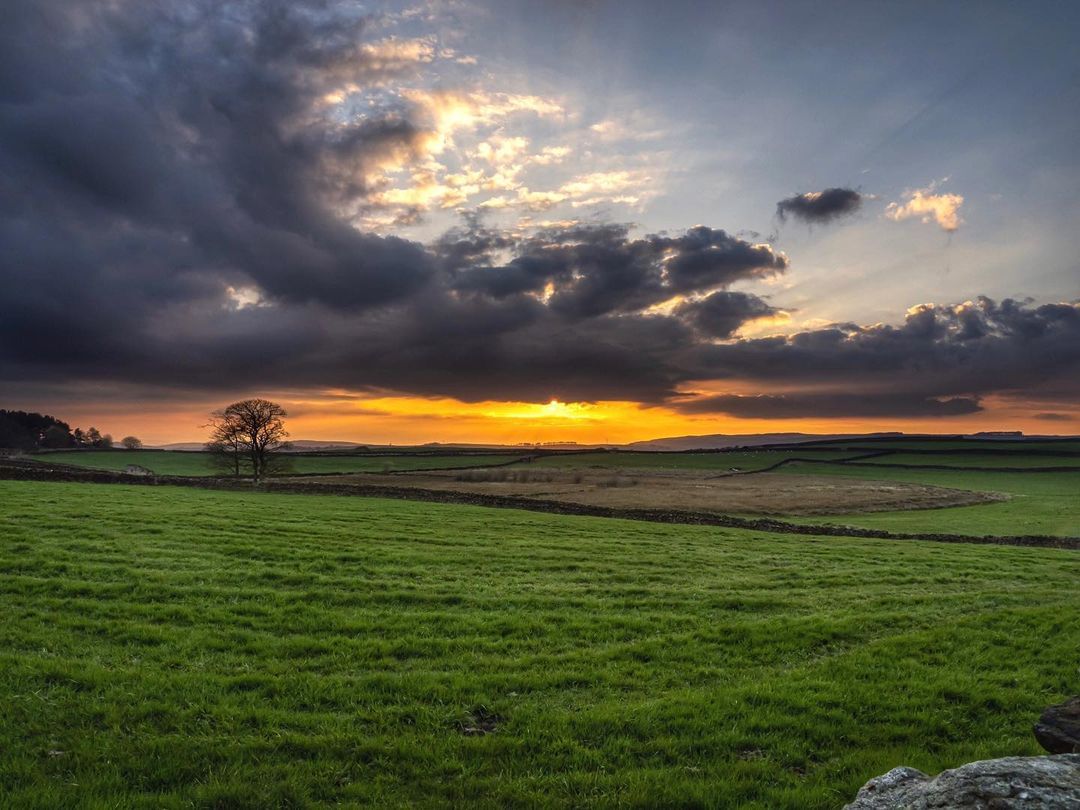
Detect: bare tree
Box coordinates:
(205, 418, 244, 478)
(206, 399, 289, 482)
(120, 436, 143, 450)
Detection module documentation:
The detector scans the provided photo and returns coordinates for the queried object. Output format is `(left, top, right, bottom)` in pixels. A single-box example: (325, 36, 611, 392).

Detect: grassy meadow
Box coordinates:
(776, 464, 1080, 537)
(794, 439, 1080, 453)
(31, 450, 524, 477)
(530, 449, 863, 471)
(2, 479, 1078, 808)
(853, 453, 1080, 468)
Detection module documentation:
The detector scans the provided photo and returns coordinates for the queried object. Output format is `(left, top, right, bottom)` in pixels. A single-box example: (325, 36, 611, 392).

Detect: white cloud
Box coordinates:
(886, 179, 964, 232)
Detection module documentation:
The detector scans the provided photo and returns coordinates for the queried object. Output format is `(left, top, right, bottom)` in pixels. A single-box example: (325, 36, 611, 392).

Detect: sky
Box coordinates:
(2, 0, 1079, 445)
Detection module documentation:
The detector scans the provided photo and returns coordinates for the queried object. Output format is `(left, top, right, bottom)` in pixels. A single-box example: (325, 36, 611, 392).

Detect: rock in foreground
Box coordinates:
(844, 754, 1080, 809)
(1035, 696, 1080, 754)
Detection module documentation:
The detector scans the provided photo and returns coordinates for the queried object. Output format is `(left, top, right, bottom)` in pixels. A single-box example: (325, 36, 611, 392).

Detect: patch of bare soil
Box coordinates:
(456, 706, 502, 736)
(281, 468, 1003, 517)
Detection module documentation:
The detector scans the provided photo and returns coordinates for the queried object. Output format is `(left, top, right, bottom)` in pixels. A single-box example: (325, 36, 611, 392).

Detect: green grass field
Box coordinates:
(531, 449, 863, 471)
(794, 440, 1080, 453)
(2, 480, 1077, 808)
(854, 453, 1080, 468)
(777, 463, 1080, 537)
(31, 450, 523, 477)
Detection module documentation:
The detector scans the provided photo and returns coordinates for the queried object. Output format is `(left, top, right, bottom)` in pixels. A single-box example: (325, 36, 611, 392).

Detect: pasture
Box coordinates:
(529, 449, 865, 471)
(777, 464, 1080, 537)
(30, 450, 526, 477)
(788, 439, 1080, 453)
(29, 439, 1079, 539)
(851, 453, 1080, 468)
(1, 479, 1077, 808)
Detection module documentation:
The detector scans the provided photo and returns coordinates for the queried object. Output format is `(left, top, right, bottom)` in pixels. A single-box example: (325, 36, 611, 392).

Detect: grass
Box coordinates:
(777, 463, 1080, 537)
(795, 440, 1080, 453)
(31, 450, 523, 477)
(531, 449, 863, 471)
(2, 479, 1078, 808)
(855, 453, 1080, 468)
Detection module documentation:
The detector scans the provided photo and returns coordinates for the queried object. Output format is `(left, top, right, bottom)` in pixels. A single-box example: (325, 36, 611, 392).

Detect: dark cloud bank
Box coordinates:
(1, 2, 1077, 420)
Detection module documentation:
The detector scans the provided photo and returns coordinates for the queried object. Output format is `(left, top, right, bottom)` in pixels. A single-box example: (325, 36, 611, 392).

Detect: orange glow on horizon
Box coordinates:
(10, 389, 1077, 447)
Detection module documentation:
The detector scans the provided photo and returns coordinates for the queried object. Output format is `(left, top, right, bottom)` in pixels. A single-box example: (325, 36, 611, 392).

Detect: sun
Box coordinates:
(537, 399, 581, 419)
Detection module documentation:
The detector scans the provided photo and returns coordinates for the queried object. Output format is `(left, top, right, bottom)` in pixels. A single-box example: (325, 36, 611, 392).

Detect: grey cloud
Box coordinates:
(776, 188, 863, 224)
(1032, 412, 1074, 422)
(0, 0, 436, 316)
(673, 393, 983, 419)
(450, 224, 787, 318)
(684, 298, 1080, 416)
(674, 292, 779, 338)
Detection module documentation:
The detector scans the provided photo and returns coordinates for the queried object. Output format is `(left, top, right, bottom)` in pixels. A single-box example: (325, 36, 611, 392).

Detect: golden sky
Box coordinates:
(32, 391, 1075, 447)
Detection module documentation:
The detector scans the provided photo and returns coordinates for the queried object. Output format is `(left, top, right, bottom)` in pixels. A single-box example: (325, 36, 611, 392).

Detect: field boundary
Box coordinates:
(704, 451, 893, 478)
(2, 460, 1076, 551)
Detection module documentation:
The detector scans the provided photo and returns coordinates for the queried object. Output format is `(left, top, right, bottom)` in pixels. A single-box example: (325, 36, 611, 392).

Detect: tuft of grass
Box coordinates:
(1, 480, 1078, 808)
(596, 474, 638, 488)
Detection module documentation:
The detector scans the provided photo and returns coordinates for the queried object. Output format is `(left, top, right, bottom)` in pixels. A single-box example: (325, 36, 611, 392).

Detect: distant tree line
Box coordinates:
(0, 409, 140, 451)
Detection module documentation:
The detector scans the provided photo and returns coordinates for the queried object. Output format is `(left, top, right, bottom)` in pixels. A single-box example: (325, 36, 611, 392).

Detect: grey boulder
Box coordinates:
(1035, 696, 1080, 754)
(844, 754, 1080, 809)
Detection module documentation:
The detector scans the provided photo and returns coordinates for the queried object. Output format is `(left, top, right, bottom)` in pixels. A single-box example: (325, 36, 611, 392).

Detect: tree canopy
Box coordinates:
(0, 410, 72, 450)
(205, 399, 290, 481)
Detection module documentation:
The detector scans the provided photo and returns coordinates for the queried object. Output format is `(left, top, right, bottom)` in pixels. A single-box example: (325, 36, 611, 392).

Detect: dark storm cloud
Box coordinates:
(673, 393, 983, 418)
(2, 1, 1078, 418)
(449, 224, 787, 317)
(674, 292, 779, 338)
(776, 188, 863, 224)
(0, 0, 436, 315)
(675, 297, 1080, 416)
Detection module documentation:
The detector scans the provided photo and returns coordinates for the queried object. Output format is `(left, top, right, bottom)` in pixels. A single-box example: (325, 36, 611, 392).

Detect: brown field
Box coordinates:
(281, 467, 1003, 516)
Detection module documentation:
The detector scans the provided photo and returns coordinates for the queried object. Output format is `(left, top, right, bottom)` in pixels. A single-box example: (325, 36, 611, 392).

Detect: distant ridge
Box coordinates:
(149, 431, 1075, 453)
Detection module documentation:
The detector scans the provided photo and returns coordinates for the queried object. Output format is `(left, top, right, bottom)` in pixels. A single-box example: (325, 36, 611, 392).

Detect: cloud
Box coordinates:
(1, 2, 1076, 423)
(506, 169, 654, 211)
(776, 188, 863, 224)
(886, 181, 964, 231)
(673, 393, 983, 418)
(673, 292, 781, 338)
(685, 297, 1080, 415)
(1032, 412, 1074, 422)
(448, 223, 788, 317)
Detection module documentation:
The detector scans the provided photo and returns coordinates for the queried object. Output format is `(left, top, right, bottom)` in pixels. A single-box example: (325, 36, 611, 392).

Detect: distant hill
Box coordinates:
(284, 440, 367, 450)
(155, 439, 615, 452)
(151, 431, 1075, 454)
